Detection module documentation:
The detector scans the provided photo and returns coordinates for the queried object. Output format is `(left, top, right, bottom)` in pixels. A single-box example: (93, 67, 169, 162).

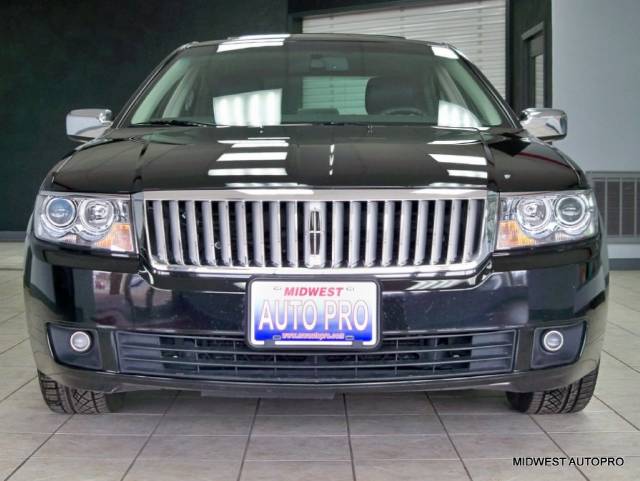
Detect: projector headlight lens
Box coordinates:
(555, 195, 588, 230)
(44, 197, 77, 230)
(516, 198, 550, 234)
(497, 190, 597, 249)
(79, 200, 115, 237)
(35, 193, 135, 253)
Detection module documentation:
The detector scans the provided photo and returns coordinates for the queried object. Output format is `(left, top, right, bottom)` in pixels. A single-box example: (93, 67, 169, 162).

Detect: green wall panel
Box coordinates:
(0, 0, 288, 231)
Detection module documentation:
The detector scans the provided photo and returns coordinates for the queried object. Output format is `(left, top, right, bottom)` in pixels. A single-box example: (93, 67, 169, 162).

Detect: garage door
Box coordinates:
(302, 0, 506, 97)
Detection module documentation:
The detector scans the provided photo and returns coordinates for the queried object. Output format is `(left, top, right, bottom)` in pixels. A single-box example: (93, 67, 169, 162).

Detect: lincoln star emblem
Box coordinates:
(309, 208, 322, 257)
(307, 204, 325, 268)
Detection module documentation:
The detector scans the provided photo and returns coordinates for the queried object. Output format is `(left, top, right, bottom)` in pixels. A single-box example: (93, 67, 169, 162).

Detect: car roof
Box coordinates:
(187, 33, 448, 49)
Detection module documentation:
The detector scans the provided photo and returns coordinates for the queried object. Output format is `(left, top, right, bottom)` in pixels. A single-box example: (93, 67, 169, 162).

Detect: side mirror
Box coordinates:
(66, 109, 113, 142)
(519, 108, 567, 141)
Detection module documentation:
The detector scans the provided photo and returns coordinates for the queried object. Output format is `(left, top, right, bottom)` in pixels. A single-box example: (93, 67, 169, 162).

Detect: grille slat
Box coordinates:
(119, 354, 513, 370)
(348, 201, 362, 268)
(446, 199, 462, 264)
(430, 200, 445, 264)
(252, 201, 265, 267)
(185, 201, 200, 265)
(269, 201, 282, 267)
(381, 201, 395, 267)
(151, 200, 168, 263)
(235, 201, 249, 266)
(397, 200, 412, 266)
(145, 192, 489, 272)
(119, 341, 515, 356)
(201, 201, 216, 265)
(413, 200, 428, 265)
(462, 199, 479, 262)
(218, 201, 232, 266)
(168, 201, 184, 265)
(331, 201, 344, 267)
(117, 330, 516, 383)
(364, 201, 378, 267)
(286, 202, 299, 267)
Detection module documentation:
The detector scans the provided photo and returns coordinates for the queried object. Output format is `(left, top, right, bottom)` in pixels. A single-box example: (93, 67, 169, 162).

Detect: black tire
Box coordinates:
(38, 371, 124, 414)
(506, 365, 599, 414)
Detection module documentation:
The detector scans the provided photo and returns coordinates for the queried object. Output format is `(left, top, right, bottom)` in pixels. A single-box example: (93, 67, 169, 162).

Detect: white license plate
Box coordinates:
(247, 280, 379, 349)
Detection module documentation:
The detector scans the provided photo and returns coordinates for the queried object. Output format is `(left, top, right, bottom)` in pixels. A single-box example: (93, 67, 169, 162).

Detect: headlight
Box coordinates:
(497, 190, 597, 249)
(35, 192, 135, 253)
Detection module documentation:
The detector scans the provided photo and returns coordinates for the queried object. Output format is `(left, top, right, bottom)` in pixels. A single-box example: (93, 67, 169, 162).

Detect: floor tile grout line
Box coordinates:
(609, 297, 640, 314)
(117, 390, 179, 481)
(527, 414, 590, 481)
(607, 320, 640, 338)
(342, 394, 358, 481)
(602, 349, 640, 375)
(0, 376, 36, 405)
(426, 392, 474, 481)
(593, 394, 640, 431)
(4, 411, 74, 481)
(0, 312, 25, 328)
(0, 338, 29, 356)
(236, 398, 261, 481)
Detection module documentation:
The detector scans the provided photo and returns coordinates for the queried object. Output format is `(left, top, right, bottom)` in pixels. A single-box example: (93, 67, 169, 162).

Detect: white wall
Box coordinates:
(552, 0, 640, 259)
(553, 0, 640, 171)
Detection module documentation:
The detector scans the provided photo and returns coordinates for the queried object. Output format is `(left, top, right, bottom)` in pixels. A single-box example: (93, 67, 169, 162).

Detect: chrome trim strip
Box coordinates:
(143, 188, 487, 202)
(303, 202, 311, 267)
(145, 259, 486, 278)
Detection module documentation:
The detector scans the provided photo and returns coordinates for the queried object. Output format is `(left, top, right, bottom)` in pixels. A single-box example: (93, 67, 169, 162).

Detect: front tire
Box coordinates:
(506, 364, 599, 414)
(38, 371, 123, 414)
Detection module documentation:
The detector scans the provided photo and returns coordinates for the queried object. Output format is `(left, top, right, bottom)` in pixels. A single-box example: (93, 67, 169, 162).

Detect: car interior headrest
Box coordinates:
(365, 76, 425, 114)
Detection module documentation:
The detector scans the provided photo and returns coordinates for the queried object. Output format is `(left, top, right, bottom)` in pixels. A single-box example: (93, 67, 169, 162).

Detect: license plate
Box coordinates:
(247, 280, 379, 349)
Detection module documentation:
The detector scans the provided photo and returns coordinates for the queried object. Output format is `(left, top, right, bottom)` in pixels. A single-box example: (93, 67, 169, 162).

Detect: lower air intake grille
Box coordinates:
(116, 330, 516, 383)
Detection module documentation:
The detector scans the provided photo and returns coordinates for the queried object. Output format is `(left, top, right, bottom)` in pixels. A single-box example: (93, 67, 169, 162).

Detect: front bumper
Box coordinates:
(23, 233, 609, 396)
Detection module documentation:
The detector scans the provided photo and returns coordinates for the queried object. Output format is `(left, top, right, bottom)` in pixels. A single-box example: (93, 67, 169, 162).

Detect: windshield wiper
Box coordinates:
(131, 119, 216, 127)
(281, 121, 372, 127)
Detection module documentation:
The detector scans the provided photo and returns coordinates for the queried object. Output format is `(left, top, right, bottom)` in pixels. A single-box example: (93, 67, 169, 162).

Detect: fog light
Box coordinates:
(69, 331, 92, 353)
(542, 330, 564, 352)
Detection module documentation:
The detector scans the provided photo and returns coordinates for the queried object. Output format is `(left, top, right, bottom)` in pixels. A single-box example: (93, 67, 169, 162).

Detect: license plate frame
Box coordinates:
(246, 278, 381, 350)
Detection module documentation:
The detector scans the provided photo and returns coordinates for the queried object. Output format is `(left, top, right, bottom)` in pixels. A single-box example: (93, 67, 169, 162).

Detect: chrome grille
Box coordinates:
(142, 190, 494, 275)
(116, 330, 516, 383)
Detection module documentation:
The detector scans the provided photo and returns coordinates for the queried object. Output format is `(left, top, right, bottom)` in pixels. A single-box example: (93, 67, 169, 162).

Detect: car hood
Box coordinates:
(49, 125, 585, 193)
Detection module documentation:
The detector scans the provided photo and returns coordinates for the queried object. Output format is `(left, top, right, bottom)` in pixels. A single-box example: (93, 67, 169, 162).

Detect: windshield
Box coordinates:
(128, 37, 510, 128)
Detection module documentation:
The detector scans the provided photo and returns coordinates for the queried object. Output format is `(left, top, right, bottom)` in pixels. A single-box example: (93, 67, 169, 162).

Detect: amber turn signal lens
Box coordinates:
(94, 223, 134, 252)
(497, 219, 536, 249)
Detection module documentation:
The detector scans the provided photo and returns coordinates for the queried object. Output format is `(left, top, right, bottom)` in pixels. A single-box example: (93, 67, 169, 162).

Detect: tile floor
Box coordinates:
(1, 242, 639, 480)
